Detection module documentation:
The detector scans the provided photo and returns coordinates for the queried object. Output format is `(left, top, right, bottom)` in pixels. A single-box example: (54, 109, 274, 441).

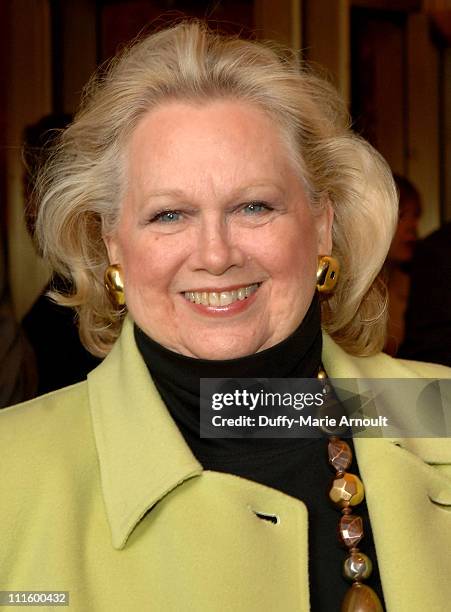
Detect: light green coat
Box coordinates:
(1, 317, 450, 611)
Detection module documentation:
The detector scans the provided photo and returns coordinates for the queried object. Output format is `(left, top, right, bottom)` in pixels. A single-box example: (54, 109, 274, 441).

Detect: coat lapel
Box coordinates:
(323, 334, 451, 610)
(87, 317, 203, 549)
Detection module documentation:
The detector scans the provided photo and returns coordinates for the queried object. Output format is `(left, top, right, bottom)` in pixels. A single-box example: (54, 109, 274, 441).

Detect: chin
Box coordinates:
(186, 337, 261, 361)
(192, 346, 254, 361)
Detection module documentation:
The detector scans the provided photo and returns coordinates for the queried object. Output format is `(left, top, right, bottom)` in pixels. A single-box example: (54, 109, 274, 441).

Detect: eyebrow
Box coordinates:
(144, 188, 187, 200)
(144, 183, 287, 201)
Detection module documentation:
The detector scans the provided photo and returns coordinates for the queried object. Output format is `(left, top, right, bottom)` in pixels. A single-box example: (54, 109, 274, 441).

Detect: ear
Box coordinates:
(315, 199, 334, 256)
(103, 232, 122, 265)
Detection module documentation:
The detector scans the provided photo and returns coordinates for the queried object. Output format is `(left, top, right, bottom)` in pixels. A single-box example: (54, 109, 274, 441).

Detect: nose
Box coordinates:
(191, 215, 245, 275)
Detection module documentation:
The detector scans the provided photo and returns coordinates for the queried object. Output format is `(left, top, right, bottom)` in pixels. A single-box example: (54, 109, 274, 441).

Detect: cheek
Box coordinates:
(262, 221, 317, 282)
(120, 237, 175, 292)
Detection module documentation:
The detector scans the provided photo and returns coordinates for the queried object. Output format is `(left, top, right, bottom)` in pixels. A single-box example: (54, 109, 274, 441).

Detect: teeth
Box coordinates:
(209, 292, 220, 306)
(184, 284, 259, 306)
(219, 291, 233, 306)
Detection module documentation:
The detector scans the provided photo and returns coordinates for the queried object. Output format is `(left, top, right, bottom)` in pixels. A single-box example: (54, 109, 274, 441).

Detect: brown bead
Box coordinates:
(329, 473, 365, 508)
(343, 551, 372, 581)
(341, 583, 383, 612)
(339, 514, 364, 548)
(328, 438, 353, 472)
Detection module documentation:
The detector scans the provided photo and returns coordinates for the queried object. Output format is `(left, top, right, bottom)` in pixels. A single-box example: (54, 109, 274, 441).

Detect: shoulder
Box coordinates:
(0, 381, 95, 480)
(323, 332, 451, 379)
(394, 356, 451, 378)
(361, 351, 451, 378)
(0, 380, 90, 429)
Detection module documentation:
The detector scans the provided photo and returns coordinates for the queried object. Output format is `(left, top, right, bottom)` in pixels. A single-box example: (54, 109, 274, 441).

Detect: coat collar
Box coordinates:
(88, 318, 451, 549)
(323, 334, 451, 464)
(87, 317, 203, 549)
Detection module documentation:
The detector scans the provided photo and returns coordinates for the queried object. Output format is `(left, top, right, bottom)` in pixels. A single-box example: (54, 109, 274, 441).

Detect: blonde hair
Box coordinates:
(35, 20, 397, 357)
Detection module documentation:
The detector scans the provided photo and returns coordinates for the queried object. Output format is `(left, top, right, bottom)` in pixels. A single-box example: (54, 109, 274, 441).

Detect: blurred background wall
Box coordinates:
(1, 0, 451, 320)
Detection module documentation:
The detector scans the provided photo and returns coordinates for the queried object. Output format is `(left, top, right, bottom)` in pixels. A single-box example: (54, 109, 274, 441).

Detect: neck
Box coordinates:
(135, 294, 322, 384)
(134, 294, 322, 454)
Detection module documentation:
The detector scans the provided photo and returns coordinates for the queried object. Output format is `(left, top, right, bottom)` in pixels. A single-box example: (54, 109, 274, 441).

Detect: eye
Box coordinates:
(242, 201, 273, 215)
(149, 210, 182, 223)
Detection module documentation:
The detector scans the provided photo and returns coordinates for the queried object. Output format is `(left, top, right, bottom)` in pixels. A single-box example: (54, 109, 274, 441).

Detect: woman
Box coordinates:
(1, 21, 450, 612)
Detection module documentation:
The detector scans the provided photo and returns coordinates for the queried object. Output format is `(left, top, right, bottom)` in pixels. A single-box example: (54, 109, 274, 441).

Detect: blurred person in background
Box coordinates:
(0, 228, 37, 407)
(384, 174, 421, 356)
(399, 221, 451, 366)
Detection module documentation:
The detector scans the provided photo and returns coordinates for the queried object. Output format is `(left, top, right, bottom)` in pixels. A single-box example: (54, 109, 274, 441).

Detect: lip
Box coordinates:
(180, 283, 261, 317)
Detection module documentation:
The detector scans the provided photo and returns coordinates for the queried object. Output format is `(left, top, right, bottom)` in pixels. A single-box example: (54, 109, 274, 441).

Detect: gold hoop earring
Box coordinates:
(316, 256, 339, 293)
(105, 264, 126, 306)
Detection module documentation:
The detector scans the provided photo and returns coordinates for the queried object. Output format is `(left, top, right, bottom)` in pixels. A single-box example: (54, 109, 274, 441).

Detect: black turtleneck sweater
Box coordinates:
(135, 297, 385, 611)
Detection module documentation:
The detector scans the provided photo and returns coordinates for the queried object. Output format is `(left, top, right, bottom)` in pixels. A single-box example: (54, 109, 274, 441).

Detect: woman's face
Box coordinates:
(388, 195, 421, 264)
(105, 100, 333, 359)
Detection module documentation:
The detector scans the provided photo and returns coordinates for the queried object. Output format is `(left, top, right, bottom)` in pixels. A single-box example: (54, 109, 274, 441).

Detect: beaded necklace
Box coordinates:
(318, 368, 384, 612)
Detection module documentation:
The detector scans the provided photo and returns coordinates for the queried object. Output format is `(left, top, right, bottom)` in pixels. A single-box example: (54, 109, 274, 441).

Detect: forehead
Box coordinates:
(125, 100, 298, 192)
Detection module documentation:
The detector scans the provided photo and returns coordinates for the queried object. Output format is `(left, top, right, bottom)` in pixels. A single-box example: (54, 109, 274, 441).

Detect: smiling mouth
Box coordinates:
(183, 283, 260, 307)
